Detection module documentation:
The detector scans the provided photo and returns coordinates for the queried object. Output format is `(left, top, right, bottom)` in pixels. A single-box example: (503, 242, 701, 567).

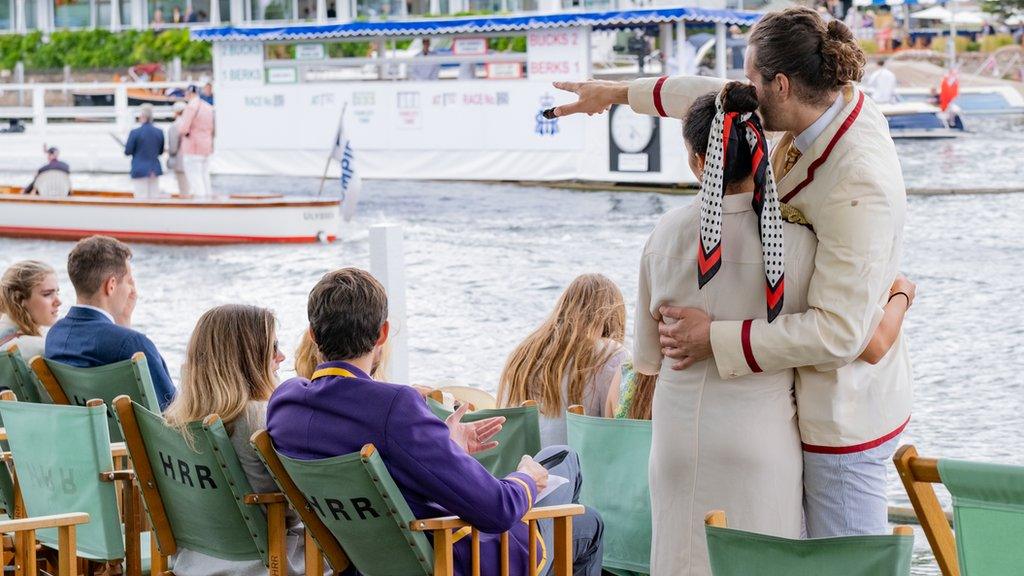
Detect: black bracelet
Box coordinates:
(888, 291, 910, 307)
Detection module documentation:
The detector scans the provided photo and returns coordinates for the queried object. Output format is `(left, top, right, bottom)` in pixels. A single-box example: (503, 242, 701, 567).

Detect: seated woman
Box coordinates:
(164, 304, 320, 576)
(635, 83, 915, 576)
(0, 261, 62, 360)
(498, 273, 629, 447)
(293, 328, 322, 379)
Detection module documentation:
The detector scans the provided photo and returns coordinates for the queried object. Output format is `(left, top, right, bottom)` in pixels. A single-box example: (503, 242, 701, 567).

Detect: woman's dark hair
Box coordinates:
(683, 82, 759, 185)
(749, 7, 865, 105)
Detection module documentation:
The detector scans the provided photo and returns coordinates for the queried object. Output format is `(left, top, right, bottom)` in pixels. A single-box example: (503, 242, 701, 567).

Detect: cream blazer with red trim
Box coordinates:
(628, 77, 912, 451)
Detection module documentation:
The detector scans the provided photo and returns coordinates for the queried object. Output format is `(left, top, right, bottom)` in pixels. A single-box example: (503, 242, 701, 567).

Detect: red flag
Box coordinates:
(939, 70, 959, 112)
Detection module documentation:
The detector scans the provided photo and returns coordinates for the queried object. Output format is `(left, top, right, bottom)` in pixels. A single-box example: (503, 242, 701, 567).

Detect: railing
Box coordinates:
(0, 81, 191, 130)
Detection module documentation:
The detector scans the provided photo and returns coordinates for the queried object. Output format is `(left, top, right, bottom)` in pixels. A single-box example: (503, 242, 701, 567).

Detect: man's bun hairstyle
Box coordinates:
(749, 7, 865, 104)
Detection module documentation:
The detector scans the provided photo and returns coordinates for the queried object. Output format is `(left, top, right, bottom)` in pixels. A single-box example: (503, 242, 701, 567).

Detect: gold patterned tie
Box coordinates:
(782, 144, 802, 177)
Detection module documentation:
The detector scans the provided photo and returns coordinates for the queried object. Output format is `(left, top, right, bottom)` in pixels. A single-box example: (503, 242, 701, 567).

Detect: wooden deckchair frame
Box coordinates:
(251, 430, 582, 576)
(893, 445, 959, 576)
(111, 395, 291, 576)
(30, 353, 149, 407)
(0, 513, 90, 576)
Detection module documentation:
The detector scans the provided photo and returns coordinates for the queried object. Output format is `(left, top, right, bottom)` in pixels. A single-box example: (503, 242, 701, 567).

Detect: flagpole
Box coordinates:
(318, 103, 348, 197)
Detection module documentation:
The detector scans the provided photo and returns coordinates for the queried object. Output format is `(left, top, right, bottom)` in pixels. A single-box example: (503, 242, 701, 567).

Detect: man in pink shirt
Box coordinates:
(178, 85, 215, 197)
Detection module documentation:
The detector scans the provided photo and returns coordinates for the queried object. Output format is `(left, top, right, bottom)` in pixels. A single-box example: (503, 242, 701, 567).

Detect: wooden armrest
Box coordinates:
(410, 516, 471, 531)
(522, 505, 585, 521)
(907, 457, 942, 483)
(244, 492, 287, 505)
(99, 470, 136, 482)
(410, 504, 586, 532)
(0, 427, 6, 442)
(110, 442, 128, 458)
(0, 512, 89, 532)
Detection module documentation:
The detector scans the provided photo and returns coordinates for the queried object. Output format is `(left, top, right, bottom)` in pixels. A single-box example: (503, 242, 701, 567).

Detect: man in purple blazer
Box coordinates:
(267, 268, 603, 575)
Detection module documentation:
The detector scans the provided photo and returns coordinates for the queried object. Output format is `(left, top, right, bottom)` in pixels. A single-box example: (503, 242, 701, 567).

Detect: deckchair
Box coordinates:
(112, 395, 293, 576)
(31, 353, 162, 442)
(0, 513, 90, 576)
(437, 387, 498, 411)
(251, 430, 584, 576)
(895, 444, 1024, 576)
(0, 347, 45, 404)
(426, 397, 541, 477)
(704, 511, 913, 576)
(565, 406, 652, 575)
(0, 396, 146, 575)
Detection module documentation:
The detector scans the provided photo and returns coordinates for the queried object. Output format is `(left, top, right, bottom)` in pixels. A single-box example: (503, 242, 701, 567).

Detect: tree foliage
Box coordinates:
(0, 29, 212, 71)
(982, 0, 1024, 19)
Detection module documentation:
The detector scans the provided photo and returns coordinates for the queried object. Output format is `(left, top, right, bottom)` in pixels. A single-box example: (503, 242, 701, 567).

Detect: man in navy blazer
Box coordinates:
(45, 235, 176, 409)
(124, 104, 165, 199)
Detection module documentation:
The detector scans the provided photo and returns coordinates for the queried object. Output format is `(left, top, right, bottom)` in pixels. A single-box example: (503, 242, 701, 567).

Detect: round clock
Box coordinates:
(610, 105, 655, 153)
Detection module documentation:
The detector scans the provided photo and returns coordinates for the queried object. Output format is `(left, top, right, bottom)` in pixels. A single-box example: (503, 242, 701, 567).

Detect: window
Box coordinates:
(356, 0, 401, 19)
(0, 0, 11, 30)
(24, 0, 37, 28)
(54, 0, 91, 28)
(252, 0, 295, 20)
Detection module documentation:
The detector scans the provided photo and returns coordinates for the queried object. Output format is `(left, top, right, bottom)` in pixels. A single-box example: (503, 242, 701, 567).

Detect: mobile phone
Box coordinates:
(542, 108, 557, 120)
(537, 450, 569, 469)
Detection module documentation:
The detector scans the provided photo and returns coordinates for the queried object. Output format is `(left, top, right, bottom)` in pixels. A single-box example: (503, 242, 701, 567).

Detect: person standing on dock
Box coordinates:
(179, 85, 215, 197)
(550, 4, 912, 556)
(865, 59, 898, 104)
(124, 104, 165, 199)
(166, 101, 190, 196)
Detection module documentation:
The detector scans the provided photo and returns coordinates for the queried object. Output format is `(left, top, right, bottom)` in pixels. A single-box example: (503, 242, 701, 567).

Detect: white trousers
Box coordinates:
(173, 171, 190, 196)
(183, 155, 212, 197)
(131, 176, 160, 199)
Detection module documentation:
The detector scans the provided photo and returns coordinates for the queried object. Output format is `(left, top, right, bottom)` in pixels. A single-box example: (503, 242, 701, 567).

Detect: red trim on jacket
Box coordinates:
(652, 77, 669, 117)
(782, 92, 865, 203)
(740, 319, 762, 374)
(801, 416, 910, 454)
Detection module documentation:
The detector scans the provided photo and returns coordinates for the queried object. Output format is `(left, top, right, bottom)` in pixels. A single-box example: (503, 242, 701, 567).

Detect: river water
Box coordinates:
(1, 116, 1022, 575)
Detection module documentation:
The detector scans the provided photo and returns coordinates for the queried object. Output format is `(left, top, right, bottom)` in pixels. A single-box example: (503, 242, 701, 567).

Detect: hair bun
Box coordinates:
(820, 20, 866, 85)
(721, 81, 759, 115)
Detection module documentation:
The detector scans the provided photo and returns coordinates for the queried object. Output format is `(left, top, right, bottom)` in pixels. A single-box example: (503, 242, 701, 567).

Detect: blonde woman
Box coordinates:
(498, 273, 629, 447)
(1, 261, 62, 360)
(293, 328, 322, 379)
(164, 304, 318, 576)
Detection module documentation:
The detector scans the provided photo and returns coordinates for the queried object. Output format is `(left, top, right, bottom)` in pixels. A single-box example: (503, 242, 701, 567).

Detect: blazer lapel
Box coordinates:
(776, 85, 865, 204)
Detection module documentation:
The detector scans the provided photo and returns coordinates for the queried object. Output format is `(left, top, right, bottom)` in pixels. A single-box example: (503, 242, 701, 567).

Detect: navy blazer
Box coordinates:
(45, 306, 175, 410)
(124, 123, 165, 178)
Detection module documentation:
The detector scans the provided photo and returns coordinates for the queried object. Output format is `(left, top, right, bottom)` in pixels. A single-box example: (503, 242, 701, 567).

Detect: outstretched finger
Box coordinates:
(446, 402, 469, 425)
(553, 101, 588, 117)
(552, 81, 582, 94)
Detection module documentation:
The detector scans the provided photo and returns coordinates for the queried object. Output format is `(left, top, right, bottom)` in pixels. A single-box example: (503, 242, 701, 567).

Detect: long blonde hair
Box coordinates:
(498, 274, 626, 417)
(1, 260, 56, 336)
(293, 328, 322, 379)
(165, 305, 278, 442)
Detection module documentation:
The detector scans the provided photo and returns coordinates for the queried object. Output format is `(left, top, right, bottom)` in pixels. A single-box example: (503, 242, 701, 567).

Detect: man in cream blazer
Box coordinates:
(551, 7, 912, 538)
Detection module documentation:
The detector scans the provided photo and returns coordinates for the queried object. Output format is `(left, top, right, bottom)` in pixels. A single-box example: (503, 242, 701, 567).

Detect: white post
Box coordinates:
(316, 0, 326, 21)
(37, 0, 50, 32)
(32, 86, 46, 130)
(429, 0, 440, 15)
(230, 0, 244, 24)
(675, 19, 690, 76)
(715, 21, 727, 79)
(659, 22, 672, 75)
(15, 0, 26, 32)
(115, 85, 130, 133)
(947, 1, 958, 70)
(369, 224, 410, 385)
(132, 0, 145, 29)
(111, 0, 122, 30)
(339, 0, 354, 21)
(210, 0, 221, 24)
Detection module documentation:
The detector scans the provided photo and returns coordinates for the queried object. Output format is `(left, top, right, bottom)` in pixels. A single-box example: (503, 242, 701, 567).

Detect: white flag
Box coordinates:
(331, 104, 362, 221)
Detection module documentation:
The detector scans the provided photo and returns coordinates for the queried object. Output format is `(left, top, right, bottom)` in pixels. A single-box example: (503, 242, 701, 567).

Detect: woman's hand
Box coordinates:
(446, 403, 504, 455)
(550, 80, 631, 117)
(890, 274, 916, 308)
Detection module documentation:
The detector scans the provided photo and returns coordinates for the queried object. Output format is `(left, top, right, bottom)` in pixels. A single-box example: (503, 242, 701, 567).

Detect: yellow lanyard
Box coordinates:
(311, 367, 357, 380)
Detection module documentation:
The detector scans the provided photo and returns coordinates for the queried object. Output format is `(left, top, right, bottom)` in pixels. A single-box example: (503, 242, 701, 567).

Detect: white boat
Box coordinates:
(0, 187, 341, 244)
(895, 85, 1024, 116)
(878, 102, 965, 139)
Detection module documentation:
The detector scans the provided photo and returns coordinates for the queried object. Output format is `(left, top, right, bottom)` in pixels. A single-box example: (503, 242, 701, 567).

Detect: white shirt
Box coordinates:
(794, 93, 846, 153)
(74, 304, 115, 324)
(866, 68, 898, 104)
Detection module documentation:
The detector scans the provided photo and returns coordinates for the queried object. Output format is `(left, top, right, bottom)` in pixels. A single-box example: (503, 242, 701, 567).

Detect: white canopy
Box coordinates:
(910, 6, 986, 24)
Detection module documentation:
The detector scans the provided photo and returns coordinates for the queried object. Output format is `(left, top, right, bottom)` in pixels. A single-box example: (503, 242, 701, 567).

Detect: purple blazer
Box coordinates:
(266, 361, 541, 576)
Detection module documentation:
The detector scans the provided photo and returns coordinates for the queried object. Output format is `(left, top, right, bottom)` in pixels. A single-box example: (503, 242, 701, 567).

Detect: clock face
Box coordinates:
(611, 105, 655, 153)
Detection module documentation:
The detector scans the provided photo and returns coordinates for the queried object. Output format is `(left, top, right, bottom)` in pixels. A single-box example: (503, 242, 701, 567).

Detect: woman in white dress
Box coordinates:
(636, 83, 917, 576)
(0, 260, 62, 360)
(635, 84, 813, 576)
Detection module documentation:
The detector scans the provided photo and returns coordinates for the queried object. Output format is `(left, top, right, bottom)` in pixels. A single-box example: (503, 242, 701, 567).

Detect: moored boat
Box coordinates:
(0, 187, 341, 244)
(879, 102, 965, 139)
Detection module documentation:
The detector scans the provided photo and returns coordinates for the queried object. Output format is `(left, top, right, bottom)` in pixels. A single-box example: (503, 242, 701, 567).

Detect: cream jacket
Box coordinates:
(628, 76, 912, 451)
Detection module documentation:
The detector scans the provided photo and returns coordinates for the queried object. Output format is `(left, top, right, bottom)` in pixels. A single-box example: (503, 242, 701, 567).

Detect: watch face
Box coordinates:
(611, 105, 655, 153)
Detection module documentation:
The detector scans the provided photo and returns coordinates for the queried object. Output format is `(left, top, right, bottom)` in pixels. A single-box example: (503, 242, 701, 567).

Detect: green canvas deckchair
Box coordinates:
(32, 353, 161, 442)
(704, 511, 914, 576)
(426, 397, 541, 478)
(0, 347, 45, 404)
(112, 395, 292, 576)
(0, 396, 146, 574)
(895, 444, 1024, 576)
(565, 407, 652, 575)
(251, 431, 585, 576)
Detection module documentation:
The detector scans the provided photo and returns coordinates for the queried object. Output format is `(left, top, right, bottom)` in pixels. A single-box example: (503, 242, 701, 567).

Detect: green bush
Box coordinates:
(979, 33, 1016, 52)
(0, 28, 211, 71)
(858, 39, 879, 55)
